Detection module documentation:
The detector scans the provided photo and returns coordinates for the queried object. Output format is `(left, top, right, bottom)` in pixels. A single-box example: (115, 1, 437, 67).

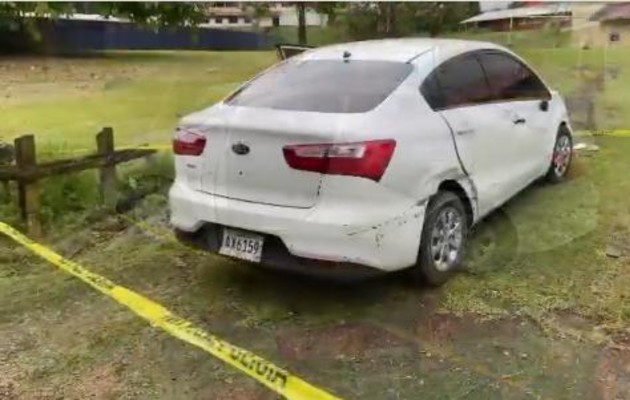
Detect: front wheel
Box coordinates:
(413, 191, 468, 286)
(545, 126, 573, 183)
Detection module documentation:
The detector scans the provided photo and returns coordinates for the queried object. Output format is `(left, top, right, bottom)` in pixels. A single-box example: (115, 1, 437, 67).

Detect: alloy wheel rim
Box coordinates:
(430, 207, 464, 272)
(553, 135, 572, 177)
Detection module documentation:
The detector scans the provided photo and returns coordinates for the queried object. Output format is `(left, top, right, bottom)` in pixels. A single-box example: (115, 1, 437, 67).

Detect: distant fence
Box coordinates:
(3, 17, 276, 54)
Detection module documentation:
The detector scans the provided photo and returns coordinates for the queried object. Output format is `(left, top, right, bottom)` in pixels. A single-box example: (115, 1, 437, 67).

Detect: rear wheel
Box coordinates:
(545, 126, 573, 183)
(414, 191, 468, 286)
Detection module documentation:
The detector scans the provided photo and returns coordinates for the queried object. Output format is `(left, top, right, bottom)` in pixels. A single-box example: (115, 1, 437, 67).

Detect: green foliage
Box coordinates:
(312, 2, 341, 25)
(0, 2, 207, 53)
(117, 154, 174, 212)
(94, 2, 207, 27)
(31, 154, 173, 231)
(339, 2, 479, 40)
(0, 2, 207, 27)
(39, 170, 101, 226)
(0, 2, 74, 19)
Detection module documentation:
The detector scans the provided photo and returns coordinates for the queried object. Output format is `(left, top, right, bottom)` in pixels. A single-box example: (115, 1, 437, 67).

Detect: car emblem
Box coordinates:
(231, 142, 250, 155)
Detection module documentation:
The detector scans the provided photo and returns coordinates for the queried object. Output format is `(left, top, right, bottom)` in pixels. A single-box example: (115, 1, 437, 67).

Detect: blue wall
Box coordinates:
(33, 18, 275, 53)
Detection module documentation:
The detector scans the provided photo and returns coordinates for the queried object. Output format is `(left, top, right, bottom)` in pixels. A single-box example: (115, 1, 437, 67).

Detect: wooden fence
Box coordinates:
(0, 127, 157, 238)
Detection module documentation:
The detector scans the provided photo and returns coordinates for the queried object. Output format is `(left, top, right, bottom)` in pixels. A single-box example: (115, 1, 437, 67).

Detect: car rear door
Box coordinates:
(477, 51, 554, 181)
(421, 52, 529, 216)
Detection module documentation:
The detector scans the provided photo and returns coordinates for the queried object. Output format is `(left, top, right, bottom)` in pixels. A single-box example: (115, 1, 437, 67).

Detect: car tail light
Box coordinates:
(283, 139, 396, 181)
(173, 128, 206, 156)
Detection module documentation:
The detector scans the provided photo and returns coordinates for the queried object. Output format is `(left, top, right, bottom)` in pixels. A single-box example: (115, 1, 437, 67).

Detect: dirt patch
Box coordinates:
(197, 383, 276, 400)
(596, 348, 630, 400)
(0, 334, 29, 400)
(276, 323, 410, 362)
(0, 364, 20, 400)
(554, 310, 596, 332)
(414, 313, 523, 344)
(62, 364, 122, 400)
(0, 57, 149, 105)
(568, 155, 590, 178)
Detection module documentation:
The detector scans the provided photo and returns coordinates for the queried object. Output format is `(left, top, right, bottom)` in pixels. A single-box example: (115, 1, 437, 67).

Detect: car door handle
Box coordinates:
(513, 117, 526, 125)
(456, 128, 475, 135)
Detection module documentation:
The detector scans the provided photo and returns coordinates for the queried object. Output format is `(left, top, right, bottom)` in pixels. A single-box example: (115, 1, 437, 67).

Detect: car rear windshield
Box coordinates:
(225, 59, 413, 113)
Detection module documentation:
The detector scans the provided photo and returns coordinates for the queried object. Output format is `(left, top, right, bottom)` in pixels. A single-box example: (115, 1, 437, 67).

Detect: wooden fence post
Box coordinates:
(96, 127, 118, 209)
(15, 135, 42, 238)
(0, 142, 13, 202)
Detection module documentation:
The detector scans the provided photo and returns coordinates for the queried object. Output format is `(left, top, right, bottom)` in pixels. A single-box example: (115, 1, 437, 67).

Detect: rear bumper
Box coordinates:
(169, 181, 425, 272)
(174, 225, 386, 280)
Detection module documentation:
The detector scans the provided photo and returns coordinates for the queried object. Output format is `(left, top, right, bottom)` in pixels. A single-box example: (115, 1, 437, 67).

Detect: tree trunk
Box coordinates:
(388, 2, 397, 37)
(297, 3, 307, 44)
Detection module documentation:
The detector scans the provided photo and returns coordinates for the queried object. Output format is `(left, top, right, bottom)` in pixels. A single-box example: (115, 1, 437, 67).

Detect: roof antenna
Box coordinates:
(343, 50, 351, 62)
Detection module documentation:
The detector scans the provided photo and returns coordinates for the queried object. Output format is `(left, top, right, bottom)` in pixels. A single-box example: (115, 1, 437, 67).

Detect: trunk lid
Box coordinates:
(180, 105, 354, 208)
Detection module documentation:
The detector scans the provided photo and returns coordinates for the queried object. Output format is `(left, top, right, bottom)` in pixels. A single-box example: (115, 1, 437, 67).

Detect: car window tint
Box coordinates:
(421, 54, 491, 110)
(226, 59, 413, 113)
(479, 52, 550, 101)
(419, 73, 445, 110)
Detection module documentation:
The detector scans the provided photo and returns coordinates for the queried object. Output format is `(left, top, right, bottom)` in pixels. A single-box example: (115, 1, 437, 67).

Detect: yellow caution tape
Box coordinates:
(0, 222, 341, 400)
(581, 129, 630, 137)
(608, 129, 630, 137)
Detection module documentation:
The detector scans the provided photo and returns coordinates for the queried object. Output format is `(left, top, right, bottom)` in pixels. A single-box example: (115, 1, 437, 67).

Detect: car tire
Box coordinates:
(413, 191, 468, 287)
(545, 125, 573, 183)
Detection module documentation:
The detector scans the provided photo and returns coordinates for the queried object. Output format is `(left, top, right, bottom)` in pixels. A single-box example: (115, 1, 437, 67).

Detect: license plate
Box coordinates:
(219, 228, 264, 263)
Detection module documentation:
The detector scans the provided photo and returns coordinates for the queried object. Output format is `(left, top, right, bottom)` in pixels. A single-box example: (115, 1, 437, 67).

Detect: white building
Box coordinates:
(202, 3, 327, 29)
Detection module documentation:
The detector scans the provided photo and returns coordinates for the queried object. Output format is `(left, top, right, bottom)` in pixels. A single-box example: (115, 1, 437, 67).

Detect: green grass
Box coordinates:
(3, 35, 630, 155)
(1, 160, 624, 398)
(0, 51, 276, 151)
(3, 36, 630, 399)
(445, 137, 630, 330)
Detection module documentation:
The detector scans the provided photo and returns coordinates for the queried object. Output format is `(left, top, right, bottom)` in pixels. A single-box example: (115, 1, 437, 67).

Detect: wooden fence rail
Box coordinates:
(0, 127, 157, 238)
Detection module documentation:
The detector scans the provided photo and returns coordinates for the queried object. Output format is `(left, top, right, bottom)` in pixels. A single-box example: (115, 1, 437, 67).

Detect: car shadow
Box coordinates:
(194, 169, 589, 319)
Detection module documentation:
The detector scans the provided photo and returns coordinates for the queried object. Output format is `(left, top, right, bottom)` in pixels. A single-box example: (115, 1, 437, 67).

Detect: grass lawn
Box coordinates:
(0, 51, 276, 151)
(2, 36, 630, 399)
(2, 138, 629, 399)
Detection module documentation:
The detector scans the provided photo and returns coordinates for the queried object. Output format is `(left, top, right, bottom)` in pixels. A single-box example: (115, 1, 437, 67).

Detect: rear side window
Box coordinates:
(420, 54, 491, 110)
(226, 59, 413, 113)
(478, 52, 550, 101)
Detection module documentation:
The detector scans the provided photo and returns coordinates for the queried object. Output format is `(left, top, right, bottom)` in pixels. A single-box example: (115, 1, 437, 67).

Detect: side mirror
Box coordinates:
(539, 99, 549, 112)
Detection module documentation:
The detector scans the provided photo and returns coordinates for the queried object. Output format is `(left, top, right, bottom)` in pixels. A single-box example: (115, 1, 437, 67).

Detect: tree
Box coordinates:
(0, 2, 207, 27)
(340, 2, 478, 40)
(297, 2, 306, 44)
(242, 3, 271, 32)
(0, 2, 208, 53)
(313, 2, 340, 25)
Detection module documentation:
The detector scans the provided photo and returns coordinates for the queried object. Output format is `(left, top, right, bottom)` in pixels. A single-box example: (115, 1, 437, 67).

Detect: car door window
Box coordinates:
(478, 52, 550, 102)
(421, 53, 491, 110)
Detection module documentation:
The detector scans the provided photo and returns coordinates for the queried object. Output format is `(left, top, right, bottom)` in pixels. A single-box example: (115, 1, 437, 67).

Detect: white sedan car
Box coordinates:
(169, 38, 572, 285)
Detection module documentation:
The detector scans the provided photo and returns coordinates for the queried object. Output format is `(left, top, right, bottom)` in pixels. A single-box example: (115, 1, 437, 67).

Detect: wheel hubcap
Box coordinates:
(430, 207, 464, 272)
(553, 135, 571, 177)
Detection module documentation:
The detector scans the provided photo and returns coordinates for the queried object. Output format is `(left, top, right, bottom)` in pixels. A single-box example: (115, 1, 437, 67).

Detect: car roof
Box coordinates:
(299, 38, 506, 64)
